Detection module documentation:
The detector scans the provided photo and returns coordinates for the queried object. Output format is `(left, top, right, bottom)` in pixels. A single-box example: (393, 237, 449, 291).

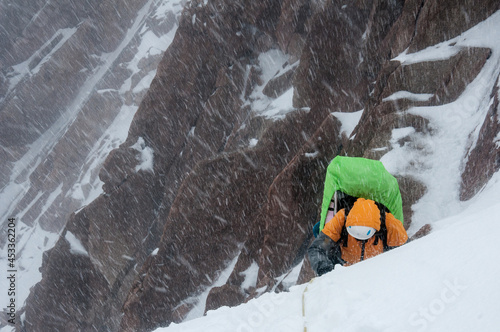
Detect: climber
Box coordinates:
(308, 196, 408, 276)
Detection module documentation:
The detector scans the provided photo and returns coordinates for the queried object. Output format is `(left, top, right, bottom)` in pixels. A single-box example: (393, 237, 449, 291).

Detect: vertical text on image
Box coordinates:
(6, 217, 17, 326)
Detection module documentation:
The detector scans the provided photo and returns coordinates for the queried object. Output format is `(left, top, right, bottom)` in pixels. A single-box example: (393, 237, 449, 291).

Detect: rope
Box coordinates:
(302, 278, 315, 332)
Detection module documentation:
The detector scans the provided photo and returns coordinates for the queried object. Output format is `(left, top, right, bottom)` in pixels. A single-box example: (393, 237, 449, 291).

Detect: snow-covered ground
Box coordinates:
(155, 10, 500, 332)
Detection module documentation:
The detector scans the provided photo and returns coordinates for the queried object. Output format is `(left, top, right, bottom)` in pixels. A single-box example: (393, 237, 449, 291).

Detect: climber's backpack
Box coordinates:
(316, 156, 404, 242)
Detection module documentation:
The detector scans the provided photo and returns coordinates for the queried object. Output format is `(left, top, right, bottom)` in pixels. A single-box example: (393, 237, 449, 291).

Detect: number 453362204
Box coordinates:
(7, 218, 15, 268)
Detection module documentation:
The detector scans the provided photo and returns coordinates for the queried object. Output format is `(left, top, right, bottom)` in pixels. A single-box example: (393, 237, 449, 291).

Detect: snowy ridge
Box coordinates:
(332, 110, 363, 138)
(382, 91, 434, 102)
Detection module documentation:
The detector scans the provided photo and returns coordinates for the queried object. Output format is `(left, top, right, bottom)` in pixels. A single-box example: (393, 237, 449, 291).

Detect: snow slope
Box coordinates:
(155, 10, 500, 332)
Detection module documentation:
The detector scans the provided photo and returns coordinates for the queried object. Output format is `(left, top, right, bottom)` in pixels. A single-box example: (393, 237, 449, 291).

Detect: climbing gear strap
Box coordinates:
(373, 202, 389, 250)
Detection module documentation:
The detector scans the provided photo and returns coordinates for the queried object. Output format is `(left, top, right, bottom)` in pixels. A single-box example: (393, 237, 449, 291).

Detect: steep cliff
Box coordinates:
(0, 0, 181, 330)
(2, 0, 499, 331)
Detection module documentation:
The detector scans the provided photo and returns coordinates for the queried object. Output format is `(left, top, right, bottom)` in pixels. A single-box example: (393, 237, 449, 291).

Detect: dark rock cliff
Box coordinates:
(0, 0, 178, 235)
(16, 0, 500, 331)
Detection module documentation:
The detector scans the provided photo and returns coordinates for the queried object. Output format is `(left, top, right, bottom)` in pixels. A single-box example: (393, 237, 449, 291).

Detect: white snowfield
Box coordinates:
(157, 10, 500, 332)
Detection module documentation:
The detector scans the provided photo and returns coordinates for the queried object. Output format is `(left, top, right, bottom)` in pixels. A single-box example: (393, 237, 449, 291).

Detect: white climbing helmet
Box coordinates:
(347, 225, 377, 240)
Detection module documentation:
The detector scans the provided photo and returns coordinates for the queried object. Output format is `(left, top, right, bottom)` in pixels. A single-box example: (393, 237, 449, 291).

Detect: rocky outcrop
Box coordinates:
(460, 75, 500, 200)
(0, 0, 147, 149)
(409, 0, 500, 53)
(18, 1, 500, 332)
(0, 0, 179, 238)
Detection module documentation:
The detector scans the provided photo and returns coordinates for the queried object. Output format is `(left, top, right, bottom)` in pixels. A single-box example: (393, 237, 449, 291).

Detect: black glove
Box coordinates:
(308, 233, 340, 276)
(316, 261, 334, 276)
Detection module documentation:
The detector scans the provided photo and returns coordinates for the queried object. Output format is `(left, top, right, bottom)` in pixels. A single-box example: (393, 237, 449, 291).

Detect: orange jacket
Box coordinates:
(322, 201, 408, 266)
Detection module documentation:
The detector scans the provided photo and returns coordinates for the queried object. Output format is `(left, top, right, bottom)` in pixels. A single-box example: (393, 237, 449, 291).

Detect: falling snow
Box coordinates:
(1, 2, 500, 332)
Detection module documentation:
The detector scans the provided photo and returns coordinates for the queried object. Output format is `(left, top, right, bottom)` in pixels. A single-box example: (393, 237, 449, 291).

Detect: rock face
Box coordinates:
(461, 78, 500, 200)
(0, 0, 180, 236)
(9, 0, 500, 331)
